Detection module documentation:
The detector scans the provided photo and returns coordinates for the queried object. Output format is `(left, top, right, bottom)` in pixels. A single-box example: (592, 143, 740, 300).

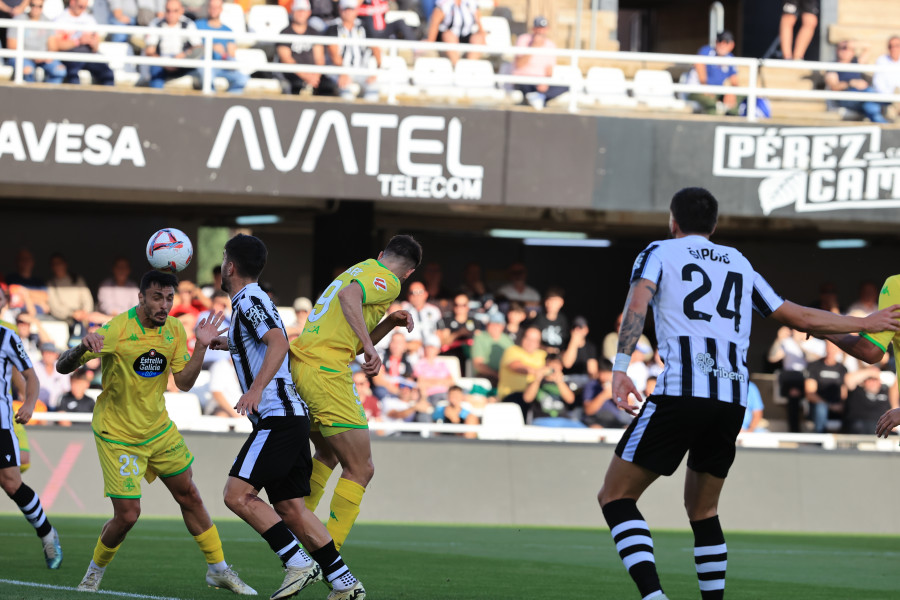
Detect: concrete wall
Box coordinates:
(10, 428, 900, 534)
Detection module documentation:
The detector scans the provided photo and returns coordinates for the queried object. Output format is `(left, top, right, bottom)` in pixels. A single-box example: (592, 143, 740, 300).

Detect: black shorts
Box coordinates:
(615, 395, 746, 479)
(783, 0, 819, 16)
(0, 427, 21, 469)
(229, 416, 312, 504)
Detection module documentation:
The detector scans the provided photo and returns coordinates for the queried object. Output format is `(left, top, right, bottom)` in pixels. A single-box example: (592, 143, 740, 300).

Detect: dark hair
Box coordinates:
(448, 385, 464, 395)
(597, 358, 613, 373)
(139, 270, 178, 294)
(545, 286, 565, 300)
(224, 234, 268, 280)
(382, 234, 423, 270)
(212, 265, 222, 275)
(670, 187, 718, 235)
(72, 366, 93, 381)
(211, 290, 230, 300)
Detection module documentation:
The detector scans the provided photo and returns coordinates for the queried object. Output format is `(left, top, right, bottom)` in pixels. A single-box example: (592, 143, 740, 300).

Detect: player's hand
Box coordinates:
(861, 304, 900, 333)
(360, 343, 383, 376)
(389, 310, 414, 333)
(80, 332, 105, 353)
(611, 370, 643, 416)
(208, 336, 228, 351)
(195, 311, 227, 347)
(875, 407, 900, 438)
(234, 388, 262, 417)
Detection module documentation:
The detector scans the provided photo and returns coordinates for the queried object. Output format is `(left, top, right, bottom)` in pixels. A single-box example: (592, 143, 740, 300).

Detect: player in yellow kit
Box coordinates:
(828, 274, 900, 436)
(56, 270, 255, 595)
(290, 235, 422, 550)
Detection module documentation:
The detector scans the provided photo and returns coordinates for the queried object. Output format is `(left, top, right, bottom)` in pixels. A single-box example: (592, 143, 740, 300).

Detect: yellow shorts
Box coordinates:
(290, 360, 368, 437)
(94, 421, 194, 498)
(13, 420, 29, 453)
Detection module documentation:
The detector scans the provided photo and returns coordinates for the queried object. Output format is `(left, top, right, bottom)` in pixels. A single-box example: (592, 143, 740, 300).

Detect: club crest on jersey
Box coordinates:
(245, 305, 268, 328)
(695, 352, 746, 382)
(373, 277, 387, 291)
(133, 349, 167, 378)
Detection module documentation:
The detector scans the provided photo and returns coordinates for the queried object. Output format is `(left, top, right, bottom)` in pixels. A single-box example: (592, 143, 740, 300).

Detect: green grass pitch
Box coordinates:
(1, 514, 898, 599)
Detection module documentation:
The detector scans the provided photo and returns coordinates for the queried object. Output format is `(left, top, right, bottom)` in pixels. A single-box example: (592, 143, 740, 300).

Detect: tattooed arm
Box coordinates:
(56, 331, 104, 374)
(611, 278, 657, 416)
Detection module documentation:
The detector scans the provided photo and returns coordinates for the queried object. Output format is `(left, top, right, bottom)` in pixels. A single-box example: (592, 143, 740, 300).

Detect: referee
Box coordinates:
(215, 234, 366, 600)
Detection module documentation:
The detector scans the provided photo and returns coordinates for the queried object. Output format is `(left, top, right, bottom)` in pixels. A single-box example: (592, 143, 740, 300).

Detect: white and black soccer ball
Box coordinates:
(146, 228, 193, 273)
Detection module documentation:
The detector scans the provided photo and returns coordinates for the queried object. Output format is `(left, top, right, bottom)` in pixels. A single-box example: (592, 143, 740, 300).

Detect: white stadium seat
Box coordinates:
(479, 402, 525, 440)
(412, 56, 461, 99)
(164, 392, 202, 429)
(221, 2, 248, 36)
(41, 0, 64, 20)
(247, 5, 289, 36)
(40, 320, 70, 350)
(584, 67, 637, 107)
(632, 69, 687, 110)
(385, 10, 420, 29)
(479, 16, 511, 50)
(454, 58, 505, 102)
(433, 355, 461, 383)
(378, 55, 417, 99)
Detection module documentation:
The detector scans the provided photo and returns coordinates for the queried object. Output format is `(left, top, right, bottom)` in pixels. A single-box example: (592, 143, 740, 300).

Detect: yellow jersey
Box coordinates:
(863, 275, 900, 382)
(497, 344, 547, 401)
(81, 307, 190, 445)
(291, 259, 401, 373)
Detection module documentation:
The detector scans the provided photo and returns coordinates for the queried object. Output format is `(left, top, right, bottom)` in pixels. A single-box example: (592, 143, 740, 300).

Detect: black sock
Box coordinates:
(691, 516, 726, 600)
(261, 521, 301, 566)
(11, 483, 52, 538)
(602, 498, 663, 599)
(310, 540, 357, 588)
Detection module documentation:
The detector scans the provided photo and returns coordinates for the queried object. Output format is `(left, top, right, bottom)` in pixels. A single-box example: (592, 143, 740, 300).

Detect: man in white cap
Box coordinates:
(276, 0, 338, 95)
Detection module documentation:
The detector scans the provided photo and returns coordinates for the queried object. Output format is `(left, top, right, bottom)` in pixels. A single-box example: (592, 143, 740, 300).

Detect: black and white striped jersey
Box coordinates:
(327, 19, 369, 68)
(631, 235, 784, 407)
(229, 283, 306, 421)
(0, 325, 33, 430)
(436, 0, 478, 38)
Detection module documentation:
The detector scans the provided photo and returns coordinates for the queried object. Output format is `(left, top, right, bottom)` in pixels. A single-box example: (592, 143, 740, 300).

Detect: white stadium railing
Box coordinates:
(26, 410, 900, 451)
(3, 18, 900, 121)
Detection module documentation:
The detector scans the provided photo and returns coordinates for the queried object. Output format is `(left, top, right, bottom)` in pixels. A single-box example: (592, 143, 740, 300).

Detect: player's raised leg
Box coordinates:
(162, 467, 256, 595)
(598, 455, 665, 600)
(685, 468, 728, 600)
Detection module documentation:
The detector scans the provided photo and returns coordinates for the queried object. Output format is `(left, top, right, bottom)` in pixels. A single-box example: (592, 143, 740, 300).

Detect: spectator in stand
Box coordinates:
(145, 0, 202, 89)
(769, 326, 810, 432)
(562, 315, 598, 388)
(108, 0, 141, 43)
(459, 262, 489, 307)
(96, 257, 139, 318)
(804, 340, 847, 433)
(198, 291, 231, 366)
(402, 280, 442, 355)
(825, 40, 888, 123)
(326, 0, 380, 101)
(847, 281, 879, 315)
(497, 325, 546, 404)
(277, 0, 337, 96)
(381, 379, 432, 429)
(422, 262, 452, 310)
(530, 286, 569, 357)
(686, 30, 740, 115)
(8, 0, 67, 84)
(741, 381, 768, 433)
(437, 292, 483, 365)
(35, 343, 70, 411)
(7, 249, 49, 315)
(873, 36, 900, 101)
(495, 262, 541, 306)
(371, 331, 414, 399)
(358, 0, 417, 41)
(194, 0, 250, 92)
(425, 0, 484, 66)
(171, 279, 211, 318)
(582, 359, 632, 428)
(16, 313, 52, 364)
(206, 359, 241, 417)
(0, 0, 27, 50)
(56, 367, 95, 426)
(47, 253, 94, 335)
(433, 385, 478, 438)
(285, 296, 312, 340)
(513, 16, 565, 110)
(601, 312, 650, 362)
(780, 0, 818, 61)
(307, 0, 338, 32)
(51, 0, 116, 85)
(844, 368, 895, 434)
(200, 265, 222, 299)
(413, 336, 455, 403)
(353, 370, 381, 424)
(527, 356, 580, 425)
(471, 312, 512, 387)
(505, 301, 527, 338)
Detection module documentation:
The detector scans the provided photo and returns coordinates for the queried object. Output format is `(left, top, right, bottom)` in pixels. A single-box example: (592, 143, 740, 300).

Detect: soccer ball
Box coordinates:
(146, 228, 193, 273)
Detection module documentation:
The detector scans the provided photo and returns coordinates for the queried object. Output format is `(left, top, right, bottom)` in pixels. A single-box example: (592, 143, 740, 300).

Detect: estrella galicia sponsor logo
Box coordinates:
(712, 125, 900, 214)
(133, 349, 167, 378)
(695, 352, 746, 382)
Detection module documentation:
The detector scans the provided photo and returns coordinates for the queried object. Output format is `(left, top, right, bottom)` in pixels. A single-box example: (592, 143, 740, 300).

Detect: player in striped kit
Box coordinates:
(214, 234, 365, 600)
(598, 187, 900, 600)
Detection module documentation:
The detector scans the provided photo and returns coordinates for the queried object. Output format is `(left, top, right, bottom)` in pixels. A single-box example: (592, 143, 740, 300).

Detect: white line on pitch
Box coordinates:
(0, 578, 187, 600)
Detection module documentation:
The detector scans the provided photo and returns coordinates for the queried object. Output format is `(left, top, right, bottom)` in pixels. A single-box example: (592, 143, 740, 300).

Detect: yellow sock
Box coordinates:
(193, 524, 225, 565)
(19, 462, 30, 474)
(305, 458, 334, 512)
(92, 537, 120, 568)
(327, 478, 365, 551)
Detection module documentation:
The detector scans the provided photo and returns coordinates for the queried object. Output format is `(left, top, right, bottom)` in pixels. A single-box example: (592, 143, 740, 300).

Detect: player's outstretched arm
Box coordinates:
(611, 277, 657, 415)
(338, 282, 382, 376)
(56, 332, 104, 374)
(771, 301, 900, 335)
(369, 310, 413, 347)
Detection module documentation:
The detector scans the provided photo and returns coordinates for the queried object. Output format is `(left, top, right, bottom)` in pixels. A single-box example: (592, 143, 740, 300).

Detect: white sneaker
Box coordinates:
(270, 562, 322, 600)
(42, 527, 63, 569)
(326, 581, 366, 600)
(77, 565, 104, 592)
(206, 566, 258, 595)
(525, 91, 546, 110)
